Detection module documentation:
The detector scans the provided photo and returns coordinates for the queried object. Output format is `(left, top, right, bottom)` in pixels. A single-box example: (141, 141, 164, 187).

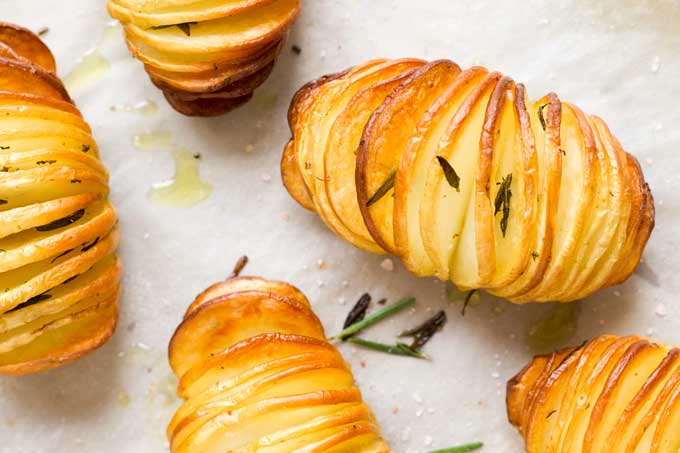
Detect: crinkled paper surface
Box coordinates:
(0, 1, 679, 452)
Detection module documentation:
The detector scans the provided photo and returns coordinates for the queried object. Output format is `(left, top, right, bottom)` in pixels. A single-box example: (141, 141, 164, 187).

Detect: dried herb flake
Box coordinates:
(436, 156, 460, 191)
(366, 170, 396, 208)
(343, 293, 371, 329)
(538, 104, 548, 130)
(494, 173, 512, 237)
(399, 310, 447, 350)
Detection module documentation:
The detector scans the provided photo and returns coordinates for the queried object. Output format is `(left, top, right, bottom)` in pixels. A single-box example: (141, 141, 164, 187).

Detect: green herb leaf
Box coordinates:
(151, 22, 198, 36)
(36, 209, 85, 231)
(346, 337, 428, 359)
(399, 310, 447, 349)
(494, 173, 512, 237)
(461, 289, 478, 316)
(538, 103, 548, 130)
(366, 170, 396, 208)
(425, 442, 484, 453)
(436, 156, 460, 191)
(329, 296, 415, 341)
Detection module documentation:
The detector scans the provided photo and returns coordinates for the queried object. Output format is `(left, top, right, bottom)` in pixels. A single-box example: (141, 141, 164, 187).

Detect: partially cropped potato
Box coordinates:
(507, 335, 680, 452)
(0, 23, 121, 375)
(168, 275, 391, 453)
(107, 0, 300, 116)
(281, 59, 654, 303)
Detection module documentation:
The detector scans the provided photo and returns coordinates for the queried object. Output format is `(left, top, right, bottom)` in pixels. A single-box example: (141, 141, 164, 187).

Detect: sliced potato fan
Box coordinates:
(282, 58, 654, 303)
(167, 275, 391, 453)
(108, 0, 300, 116)
(0, 22, 121, 375)
(507, 335, 680, 453)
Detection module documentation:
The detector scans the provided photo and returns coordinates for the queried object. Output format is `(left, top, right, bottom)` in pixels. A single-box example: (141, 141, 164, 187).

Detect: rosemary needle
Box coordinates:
(329, 296, 416, 341)
(346, 338, 428, 359)
(425, 442, 484, 453)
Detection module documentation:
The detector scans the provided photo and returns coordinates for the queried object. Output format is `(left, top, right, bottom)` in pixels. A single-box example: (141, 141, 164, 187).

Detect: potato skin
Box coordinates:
(108, 0, 300, 116)
(281, 58, 654, 303)
(507, 335, 680, 453)
(167, 275, 391, 453)
(0, 23, 121, 375)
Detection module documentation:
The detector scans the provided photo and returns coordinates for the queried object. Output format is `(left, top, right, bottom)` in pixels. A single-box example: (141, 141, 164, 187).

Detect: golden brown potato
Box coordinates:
(507, 335, 680, 452)
(0, 23, 121, 375)
(108, 0, 300, 116)
(281, 59, 654, 303)
(168, 275, 391, 453)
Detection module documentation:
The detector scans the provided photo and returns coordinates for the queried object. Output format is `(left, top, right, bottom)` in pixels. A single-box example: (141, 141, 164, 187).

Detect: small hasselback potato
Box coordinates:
(507, 335, 680, 453)
(107, 0, 300, 116)
(0, 23, 121, 375)
(281, 59, 654, 303)
(168, 275, 391, 453)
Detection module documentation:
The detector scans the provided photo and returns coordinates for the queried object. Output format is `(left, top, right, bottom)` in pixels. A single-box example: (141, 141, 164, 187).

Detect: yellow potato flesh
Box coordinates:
(508, 335, 680, 452)
(0, 31, 120, 375)
(168, 277, 391, 452)
(282, 58, 652, 303)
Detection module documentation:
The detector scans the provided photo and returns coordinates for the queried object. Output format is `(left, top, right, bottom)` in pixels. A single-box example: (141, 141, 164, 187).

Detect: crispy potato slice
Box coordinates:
(359, 60, 463, 253)
(0, 22, 56, 73)
(0, 57, 69, 101)
(281, 139, 314, 210)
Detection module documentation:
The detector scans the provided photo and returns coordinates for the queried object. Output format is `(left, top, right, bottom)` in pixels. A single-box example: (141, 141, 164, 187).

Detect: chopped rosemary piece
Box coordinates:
(36, 209, 85, 231)
(81, 144, 90, 153)
(151, 22, 198, 36)
(461, 290, 478, 316)
(436, 156, 460, 191)
(399, 310, 447, 349)
(229, 255, 249, 278)
(366, 170, 396, 207)
(346, 337, 428, 359)
(425, 442, 484, 453)
(5, 294, 52, 314)
(37, 27, 49, 37)
(0, 199, 7, 205)
(494, 173, 512, 237)
(343, 293, 371, 329)
(538, 103, 548, 130)
(329, 296, 416, 341)
(0, 146, 9, 150)
(531, 251, 539, 261)
(36, 160, 56, 165)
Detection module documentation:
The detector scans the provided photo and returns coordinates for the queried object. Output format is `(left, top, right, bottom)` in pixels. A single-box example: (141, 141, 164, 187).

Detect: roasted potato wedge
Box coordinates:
(167, 275, 391, 453)
(0, 24, 121, 375)
(282, 58, 653, 303)
(108, 0, 300, 116)
(507, 335, 680, 453)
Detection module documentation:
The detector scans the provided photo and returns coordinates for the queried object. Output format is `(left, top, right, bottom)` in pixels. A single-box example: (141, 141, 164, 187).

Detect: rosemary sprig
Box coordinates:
(366, 170, 396, 207)
(494, 173, 512, 237)
(329, 296, 415, 341)
(426, 442, 484, 453)
(461, 290, 478, 316)
(36, 209, 85, 231)
(399, 310, 447, 349)
(229, 255, 249, 278)
(436, 156, 460, 191)
(346, 337, 428, 359)
(538, 103, 548, 130)
(151, 22, 198, 36)
(343, 293, 371, 328)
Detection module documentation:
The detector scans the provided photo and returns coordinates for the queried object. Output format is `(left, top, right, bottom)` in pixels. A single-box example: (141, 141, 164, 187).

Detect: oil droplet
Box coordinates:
(527, 302, 581, 355)
(110, 100, 159, 116)
(63, 50, 110, 92)
(117, 391, 131, 408)
(149, 148, 212, 207)
(132, 131, 172, 151)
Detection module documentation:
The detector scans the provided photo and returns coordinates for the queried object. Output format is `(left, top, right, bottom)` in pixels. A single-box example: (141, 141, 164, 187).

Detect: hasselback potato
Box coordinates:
(168, 275, 390, 453)
(507, 335, 680, 452)
(107, 0, 300, 116)
(0, 23, 121, 375)
(281, 59, 654, 303)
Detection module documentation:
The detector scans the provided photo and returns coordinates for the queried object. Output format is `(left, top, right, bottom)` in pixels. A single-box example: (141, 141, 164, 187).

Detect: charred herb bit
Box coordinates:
(81, 144, 90, 153)
(151, 22, 198, 36)
(229, 255, 249, 278)
(51, 248, 74, 263)
(546, 409, 557, 419)
(70, 179, 82, 184)
(494, 173, 512, 237)
(36, 160, 56, 165)
(36, 209, 85, 231)
(425, 442, 484, 453)
(366, 170, 396, 208)
(5, 294, 52, 314)
(37, 26, 49, 37)
(1, 166, 10, 172)
(0, 199, 7, 205)
(329, 296, 416, 341)
(193, 153, 201, 159)
(436, 156, 460, 192)
(343, 293, 371, 329)
(399, 310, 447, 349)
(538, 103, 548, 130)
(559, 148, 567, 156)
(346, 337, 429, 359)
(531, 251, 539, 261)
(81, 237, 100, 252)
(461, 289, 478, 316)
(0, 145, 9, 150)
(291, 44, 302, 55)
